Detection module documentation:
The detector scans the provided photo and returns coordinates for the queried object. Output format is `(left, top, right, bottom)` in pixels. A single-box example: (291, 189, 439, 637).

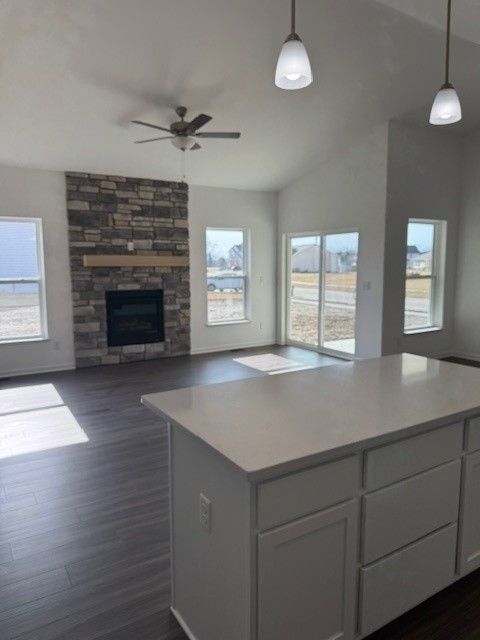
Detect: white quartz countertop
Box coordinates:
(141, 354, 480, 479)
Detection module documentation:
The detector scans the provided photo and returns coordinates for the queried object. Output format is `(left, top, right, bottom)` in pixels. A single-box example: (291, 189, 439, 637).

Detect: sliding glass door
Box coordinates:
(321, 232, 358, 355)
(286, 235, 321, 348)
(286, 231, 359, 356)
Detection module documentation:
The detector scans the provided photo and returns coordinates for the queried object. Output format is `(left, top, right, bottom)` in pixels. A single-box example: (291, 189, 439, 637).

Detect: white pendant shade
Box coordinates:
(429, 85, 462, 125)
(275, 38, 312, 90)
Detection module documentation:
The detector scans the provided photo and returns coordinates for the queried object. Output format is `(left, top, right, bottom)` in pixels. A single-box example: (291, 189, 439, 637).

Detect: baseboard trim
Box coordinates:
(171, 607, 199, 640)
(190, 340, 276, 355)
(0, 362, 75, 379)
(447, 351, 480, 363)
(427, 350, 453, 360)
(399, 350, 453, 360)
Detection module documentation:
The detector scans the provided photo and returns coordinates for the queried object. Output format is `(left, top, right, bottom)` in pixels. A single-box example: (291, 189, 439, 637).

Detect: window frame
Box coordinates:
(205, 226, 250, 326)
(0, 216, 48, 343)
(403, 218, 446, 335)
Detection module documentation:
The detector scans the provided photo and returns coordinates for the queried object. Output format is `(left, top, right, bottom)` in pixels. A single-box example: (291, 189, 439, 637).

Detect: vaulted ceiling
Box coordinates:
(1, 0, 480, 190)
(375, 0, 480, 45)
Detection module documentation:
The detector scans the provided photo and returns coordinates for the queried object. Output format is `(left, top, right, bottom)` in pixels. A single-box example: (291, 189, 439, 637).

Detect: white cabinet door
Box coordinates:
(257, 500, 358, 640)
(460, 450, 480, 575)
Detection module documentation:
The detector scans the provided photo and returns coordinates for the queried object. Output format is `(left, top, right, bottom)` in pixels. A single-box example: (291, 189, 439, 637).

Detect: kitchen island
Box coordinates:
(142, 353, 480, 640)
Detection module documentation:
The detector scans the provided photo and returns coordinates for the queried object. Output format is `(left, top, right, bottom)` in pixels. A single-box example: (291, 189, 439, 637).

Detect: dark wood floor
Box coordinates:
(0, 346, 337, 640)
(1, 347, 480, 639)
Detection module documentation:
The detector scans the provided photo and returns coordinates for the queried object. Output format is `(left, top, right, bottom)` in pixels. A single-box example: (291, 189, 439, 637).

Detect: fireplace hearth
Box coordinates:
(105, 289, 164, 347)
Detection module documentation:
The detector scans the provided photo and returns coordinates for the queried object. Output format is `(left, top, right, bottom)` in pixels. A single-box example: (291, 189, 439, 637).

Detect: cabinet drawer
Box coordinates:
(467, 417, 480, 452)
(257, 456, 359, 531)
(364, 422, 463, 491)
(362, 460, 461, 564)
(360, 524, 457, 637)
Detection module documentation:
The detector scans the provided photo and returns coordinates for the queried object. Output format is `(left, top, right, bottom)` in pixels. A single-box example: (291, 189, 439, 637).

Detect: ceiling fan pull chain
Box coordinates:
(181, 150, 187, 183)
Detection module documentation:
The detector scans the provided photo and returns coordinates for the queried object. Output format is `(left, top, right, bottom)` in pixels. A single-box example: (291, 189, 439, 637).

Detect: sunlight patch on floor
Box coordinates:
(233, 353, 316, 374)
(268, 365, 316, 375)
(0, 383, 64, 416)
(233, 353, 303, 372)
(0, 386, 89, 459)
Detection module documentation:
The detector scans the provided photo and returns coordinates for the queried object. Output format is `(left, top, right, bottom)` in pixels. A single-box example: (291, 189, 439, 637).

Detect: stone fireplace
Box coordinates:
(66, 172, 190, 368)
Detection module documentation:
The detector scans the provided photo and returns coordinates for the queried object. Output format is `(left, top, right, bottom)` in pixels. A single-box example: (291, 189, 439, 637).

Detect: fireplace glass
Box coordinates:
(105, 289, 164, 347)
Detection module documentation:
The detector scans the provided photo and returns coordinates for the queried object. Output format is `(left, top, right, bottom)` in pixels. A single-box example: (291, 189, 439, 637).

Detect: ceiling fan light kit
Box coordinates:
(275, 0, 312, 90)
(171, 135, 197, 151)
(430, 0, 462, 125)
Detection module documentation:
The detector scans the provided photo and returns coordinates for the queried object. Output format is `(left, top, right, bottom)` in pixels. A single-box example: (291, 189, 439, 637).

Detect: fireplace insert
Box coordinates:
(105, 289, 164, 347)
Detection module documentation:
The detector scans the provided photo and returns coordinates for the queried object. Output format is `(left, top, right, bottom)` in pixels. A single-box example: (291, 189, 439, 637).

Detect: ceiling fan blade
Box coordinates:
(131, 120, 172, 133)
(135, 136, 175, 144)
(191, 143, 202, 150)
(196, 132, 241, 139)
(188, 114, 212, 131)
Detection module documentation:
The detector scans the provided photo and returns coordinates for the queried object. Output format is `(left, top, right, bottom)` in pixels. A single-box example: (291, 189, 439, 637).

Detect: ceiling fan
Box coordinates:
(132, 106, 241, 151)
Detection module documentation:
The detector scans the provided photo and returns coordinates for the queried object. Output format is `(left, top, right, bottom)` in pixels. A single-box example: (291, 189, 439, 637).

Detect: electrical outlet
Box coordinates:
(199, 493, 211, 532)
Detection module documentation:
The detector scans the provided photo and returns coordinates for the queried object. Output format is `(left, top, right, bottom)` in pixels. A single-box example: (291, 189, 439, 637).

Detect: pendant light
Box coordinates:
(275, 0, 312, 90)
(430, 0, 462, 125)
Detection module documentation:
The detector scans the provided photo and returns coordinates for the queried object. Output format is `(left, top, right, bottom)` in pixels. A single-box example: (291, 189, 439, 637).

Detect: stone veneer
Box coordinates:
(66, 172, 190, 368)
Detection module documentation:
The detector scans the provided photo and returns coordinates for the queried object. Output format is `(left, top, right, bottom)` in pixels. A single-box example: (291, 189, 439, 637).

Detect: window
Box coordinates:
(0, 217, 47, 342)
(206, 228, 248, 324)
(404, 219, 446, 333)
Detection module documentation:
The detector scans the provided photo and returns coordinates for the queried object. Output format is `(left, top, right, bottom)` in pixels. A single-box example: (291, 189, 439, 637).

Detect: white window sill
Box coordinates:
(0, 336, 49, 346)
(207, 319, 251, 327)
(404, 326, 443, 336)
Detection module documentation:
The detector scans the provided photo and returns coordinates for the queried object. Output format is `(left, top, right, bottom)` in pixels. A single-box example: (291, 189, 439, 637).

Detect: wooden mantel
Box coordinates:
(83, 255, 189, 268)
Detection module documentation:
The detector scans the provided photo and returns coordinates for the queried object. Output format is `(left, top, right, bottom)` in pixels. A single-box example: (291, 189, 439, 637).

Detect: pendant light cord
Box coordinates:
(445, 0, 452, 85)
(291, 0, 296, 34)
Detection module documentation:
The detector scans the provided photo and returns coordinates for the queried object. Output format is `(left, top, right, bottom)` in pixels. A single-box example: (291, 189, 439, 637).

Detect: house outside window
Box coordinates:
(206, 228, 249, 325)
(404, 219, 446, 334)
(0, 217, 48, 343)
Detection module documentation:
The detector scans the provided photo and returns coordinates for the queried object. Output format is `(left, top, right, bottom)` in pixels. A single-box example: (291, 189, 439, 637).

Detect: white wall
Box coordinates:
(189, 185, 277, 354)
(0, 126, 465, 374)
(382, 122, 461, 358)
(277, 124, 389, 359)
(0, 166, 74, 376)
(453, 130, 480, 359)
(0, 169, 276, 374)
